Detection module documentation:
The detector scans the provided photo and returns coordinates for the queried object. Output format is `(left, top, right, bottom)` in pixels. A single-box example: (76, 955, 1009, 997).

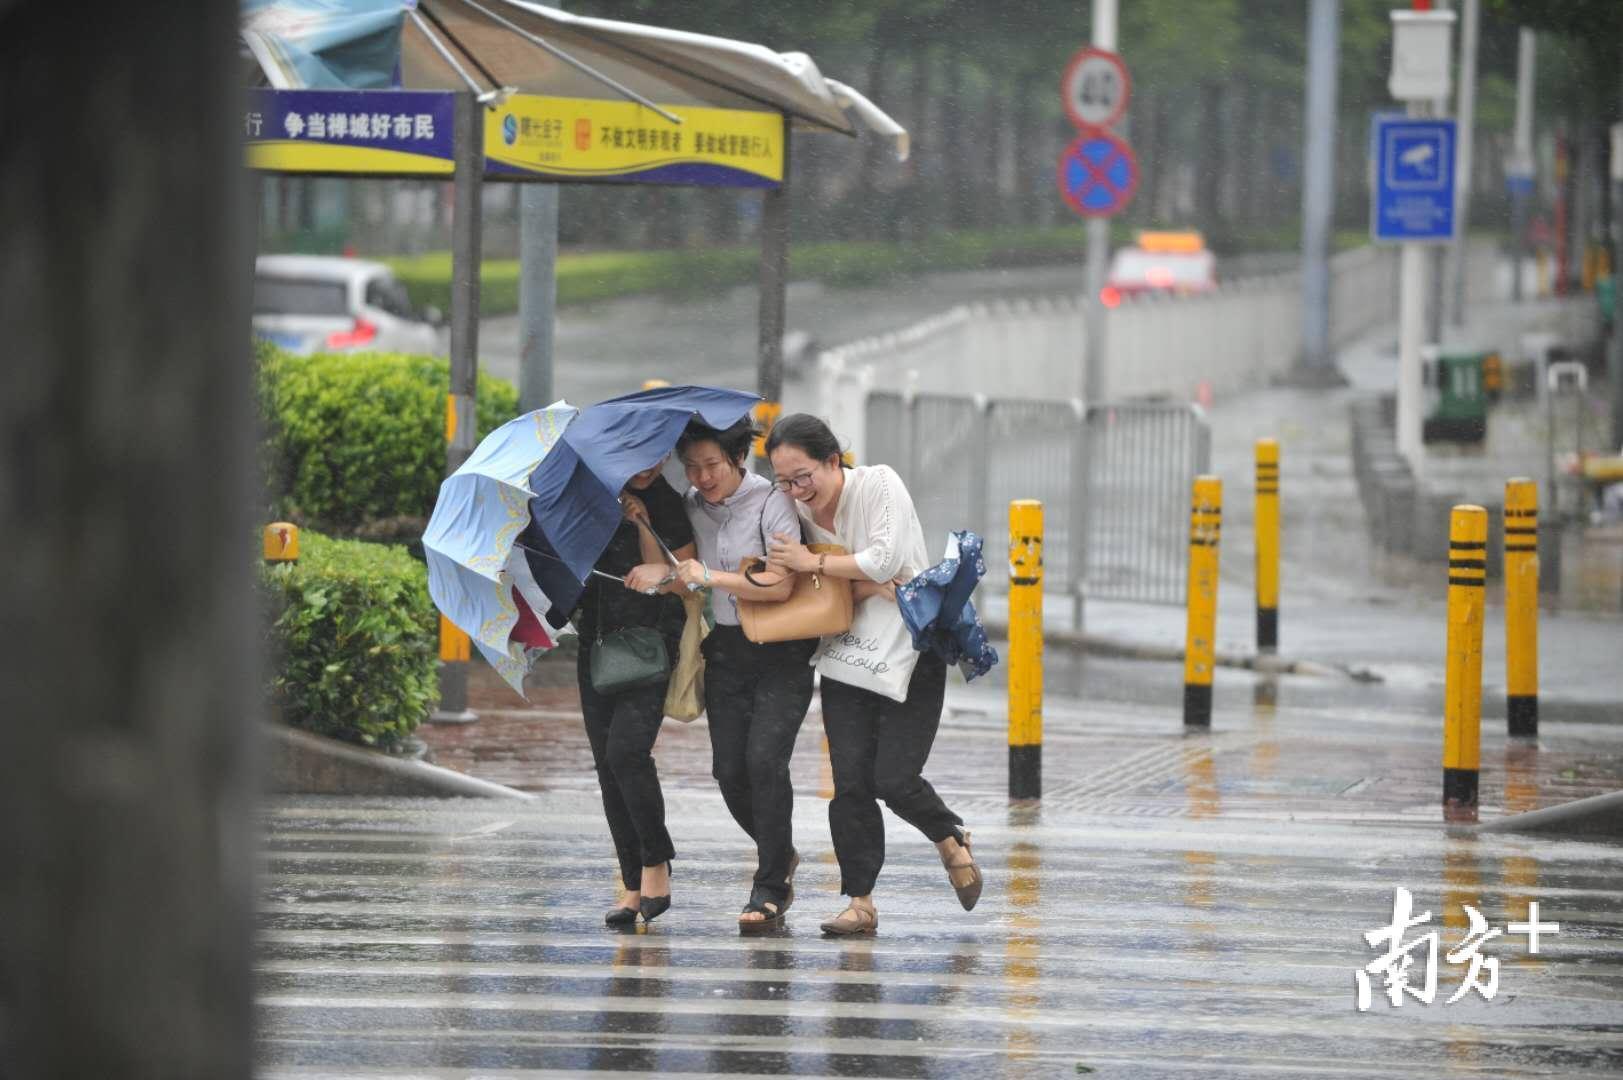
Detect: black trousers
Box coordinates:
(702, 625, 817, 906)
(577, 638, 677, 892)
(820, 651, 962, 898)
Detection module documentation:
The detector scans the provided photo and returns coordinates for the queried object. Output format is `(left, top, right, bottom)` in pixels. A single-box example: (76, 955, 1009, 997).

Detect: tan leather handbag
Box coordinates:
(735, 543, 853, 644)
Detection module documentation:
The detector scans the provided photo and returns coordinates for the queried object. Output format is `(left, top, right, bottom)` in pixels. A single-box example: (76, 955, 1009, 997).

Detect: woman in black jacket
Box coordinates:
(576, 459, 696, 927)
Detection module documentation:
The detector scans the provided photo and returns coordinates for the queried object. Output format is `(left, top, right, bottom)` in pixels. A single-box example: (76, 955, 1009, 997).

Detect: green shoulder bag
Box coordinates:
(588, 586, 670, 696)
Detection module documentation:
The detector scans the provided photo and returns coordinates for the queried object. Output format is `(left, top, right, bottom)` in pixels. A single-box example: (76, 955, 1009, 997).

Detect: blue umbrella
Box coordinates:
(422, 404, 579, 695)
(525, 384, 761, 592)
(897, 530, 1000, 682)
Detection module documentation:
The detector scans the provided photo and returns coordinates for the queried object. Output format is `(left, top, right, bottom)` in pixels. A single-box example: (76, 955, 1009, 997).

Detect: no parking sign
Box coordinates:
(1057, 130, 1138, 218)
(1056, 46, 1137, 220)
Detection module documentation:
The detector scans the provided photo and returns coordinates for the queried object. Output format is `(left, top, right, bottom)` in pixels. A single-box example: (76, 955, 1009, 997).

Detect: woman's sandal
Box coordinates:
(941, 830, 983, 911)
(819, 903, 878, 937)
(738, 892, 786, 935)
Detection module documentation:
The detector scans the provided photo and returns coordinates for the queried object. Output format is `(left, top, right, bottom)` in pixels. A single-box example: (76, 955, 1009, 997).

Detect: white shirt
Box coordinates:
(684, 471, 800, 626)
(796, 465, 930, 584)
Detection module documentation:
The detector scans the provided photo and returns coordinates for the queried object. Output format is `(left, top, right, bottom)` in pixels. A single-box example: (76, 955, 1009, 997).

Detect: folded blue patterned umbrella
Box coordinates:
(896, 530, 1000, 681)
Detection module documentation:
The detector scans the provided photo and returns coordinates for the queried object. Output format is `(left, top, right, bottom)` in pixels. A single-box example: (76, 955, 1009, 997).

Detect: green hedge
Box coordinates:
(261, 530, 438, 749)
(257, 344, 517, 536)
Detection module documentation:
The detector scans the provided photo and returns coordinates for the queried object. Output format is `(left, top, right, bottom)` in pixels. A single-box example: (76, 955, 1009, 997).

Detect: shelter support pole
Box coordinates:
(432, 90, 484, 725)
(755, 115, 790, 468)
(518, 0, 562, 414)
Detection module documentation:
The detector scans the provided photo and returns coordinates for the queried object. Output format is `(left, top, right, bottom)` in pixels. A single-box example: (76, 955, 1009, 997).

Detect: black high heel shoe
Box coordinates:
(639, 863, 672, 923)
(604, 905, 638, 927)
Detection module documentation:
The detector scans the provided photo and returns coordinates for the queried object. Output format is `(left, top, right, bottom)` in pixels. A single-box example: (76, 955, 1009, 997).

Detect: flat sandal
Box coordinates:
(941, 830, 983, 911)
(819, 903, 878, 937)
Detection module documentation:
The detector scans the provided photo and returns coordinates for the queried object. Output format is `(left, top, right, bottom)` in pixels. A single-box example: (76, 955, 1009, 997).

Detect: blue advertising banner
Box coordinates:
(245, 88, 455, 175)
(1371, 116, 1457, 244)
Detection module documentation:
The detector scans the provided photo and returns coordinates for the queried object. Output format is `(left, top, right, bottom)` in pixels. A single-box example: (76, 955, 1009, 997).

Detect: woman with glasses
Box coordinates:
(671, 418, 818, 932)
(762, 414, 983, 937)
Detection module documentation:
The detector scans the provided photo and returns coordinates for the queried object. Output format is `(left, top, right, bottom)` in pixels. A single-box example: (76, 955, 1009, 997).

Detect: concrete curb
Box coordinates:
(981, 622, 1375, 682)
(267, 724, 535, 801)
(1474, 789, 1623, 838)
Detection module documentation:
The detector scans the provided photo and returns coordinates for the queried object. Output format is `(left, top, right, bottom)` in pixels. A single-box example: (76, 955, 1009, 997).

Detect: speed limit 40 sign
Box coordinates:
(1062, 47, 1130, 131)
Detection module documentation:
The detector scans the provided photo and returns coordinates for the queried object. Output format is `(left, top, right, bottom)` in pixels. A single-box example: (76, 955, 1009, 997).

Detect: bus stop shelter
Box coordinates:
(242, 0, 908, 716)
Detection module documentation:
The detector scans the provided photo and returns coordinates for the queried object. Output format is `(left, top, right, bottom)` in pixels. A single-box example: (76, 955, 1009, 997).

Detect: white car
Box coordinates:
(254, 254, 441, 356)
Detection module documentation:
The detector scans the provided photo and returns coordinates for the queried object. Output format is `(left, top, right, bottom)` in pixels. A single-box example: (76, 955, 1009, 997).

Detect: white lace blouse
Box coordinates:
(796, 465, 931, 584)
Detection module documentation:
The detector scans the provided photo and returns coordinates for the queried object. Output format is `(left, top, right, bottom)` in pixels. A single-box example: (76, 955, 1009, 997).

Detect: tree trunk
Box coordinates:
(0, 3, 257, 1078)
(1196, 83, 1225, 232)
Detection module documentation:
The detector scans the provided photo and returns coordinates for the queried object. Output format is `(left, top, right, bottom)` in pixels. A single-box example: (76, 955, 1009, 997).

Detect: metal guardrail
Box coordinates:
(1082, 401, 1211, 605)
(864, 391, 1207, 611)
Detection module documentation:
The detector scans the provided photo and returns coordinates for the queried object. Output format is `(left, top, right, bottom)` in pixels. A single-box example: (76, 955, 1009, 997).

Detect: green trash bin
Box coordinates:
(1598, 273, 1615, 328)
(1423, 350, 1488, 444)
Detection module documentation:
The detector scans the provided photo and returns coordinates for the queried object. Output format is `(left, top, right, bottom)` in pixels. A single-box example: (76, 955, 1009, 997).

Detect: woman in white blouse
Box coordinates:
(764, 414, 983, 936)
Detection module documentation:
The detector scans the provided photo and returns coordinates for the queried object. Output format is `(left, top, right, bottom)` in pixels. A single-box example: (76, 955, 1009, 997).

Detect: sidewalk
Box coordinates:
(1059, 293, 1623, 713)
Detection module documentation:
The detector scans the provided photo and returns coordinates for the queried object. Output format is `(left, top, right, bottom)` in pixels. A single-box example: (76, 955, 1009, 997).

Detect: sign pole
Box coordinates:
(1446, 0, 1479, 327)
(1083, 0, 1118, 409)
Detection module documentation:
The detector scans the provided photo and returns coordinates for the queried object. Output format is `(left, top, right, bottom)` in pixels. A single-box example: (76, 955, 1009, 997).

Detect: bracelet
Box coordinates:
(817, 553, 827, 575)
(703, 565, 712, 585)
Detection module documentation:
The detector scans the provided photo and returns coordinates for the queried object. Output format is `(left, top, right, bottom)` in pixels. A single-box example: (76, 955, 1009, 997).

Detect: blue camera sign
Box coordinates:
(1371, 116, 1457, 243)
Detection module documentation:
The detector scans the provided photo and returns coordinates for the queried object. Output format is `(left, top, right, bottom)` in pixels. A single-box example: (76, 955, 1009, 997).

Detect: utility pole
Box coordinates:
(518, 0, 562, 414)
(1611, 104, 1623, 450)
(1082, 0, 1117, 406)
(1298, 0, 1341, 382)
(1446, 0, 1479, 326)
(1508, 30, 1536, 302)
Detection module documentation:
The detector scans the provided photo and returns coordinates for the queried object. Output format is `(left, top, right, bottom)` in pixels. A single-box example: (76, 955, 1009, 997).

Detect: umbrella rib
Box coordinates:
(408, 8, 498, 101)
(448, 0, 683, 125)
(419, 0, 508, 94)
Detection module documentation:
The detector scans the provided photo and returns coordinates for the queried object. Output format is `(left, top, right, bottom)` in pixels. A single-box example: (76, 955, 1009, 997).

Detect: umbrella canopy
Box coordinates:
(242, 0, 908, 160)
(422, 403, 577, 694)
(897, 531, 1000, 682)
(526, 384, 760, 587)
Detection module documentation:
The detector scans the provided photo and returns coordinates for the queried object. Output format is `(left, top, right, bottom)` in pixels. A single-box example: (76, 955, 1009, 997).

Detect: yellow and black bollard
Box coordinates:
(1444, 505, 1488, 821)
(432, 391, 478, 724)
(1254, 439, 1280, 654)
(1184, 476, 1222, 727)
(1504, 479, 1539, 737)
(1008, 500, 1043, 799)
(263, 522, 300, 564)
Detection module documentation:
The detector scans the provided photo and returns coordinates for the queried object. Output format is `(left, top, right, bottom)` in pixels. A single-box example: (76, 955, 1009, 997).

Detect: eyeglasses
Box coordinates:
(773, 470, 817, 492)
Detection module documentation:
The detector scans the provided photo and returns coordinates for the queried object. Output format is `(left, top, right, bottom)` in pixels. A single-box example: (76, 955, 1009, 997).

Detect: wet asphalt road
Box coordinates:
(257, 670, 1623, 1078)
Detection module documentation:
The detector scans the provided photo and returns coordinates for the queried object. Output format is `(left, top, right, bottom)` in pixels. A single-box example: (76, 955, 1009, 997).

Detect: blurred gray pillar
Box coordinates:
(1298, 0, 1341, 381)
(1082, 0, 1118, 406)
(432, 90, 484, 725)
(1611, 69, 1623, 450)
(518, 183, 559, 412)
(1509, 30, 1535, 302)
(1427, 0, 1452, 345)
(1446, 0, 1480, 326)
(0, 4, 256, 1077)
(757, 118, 791, 425)
(518, 0, 562, 414)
